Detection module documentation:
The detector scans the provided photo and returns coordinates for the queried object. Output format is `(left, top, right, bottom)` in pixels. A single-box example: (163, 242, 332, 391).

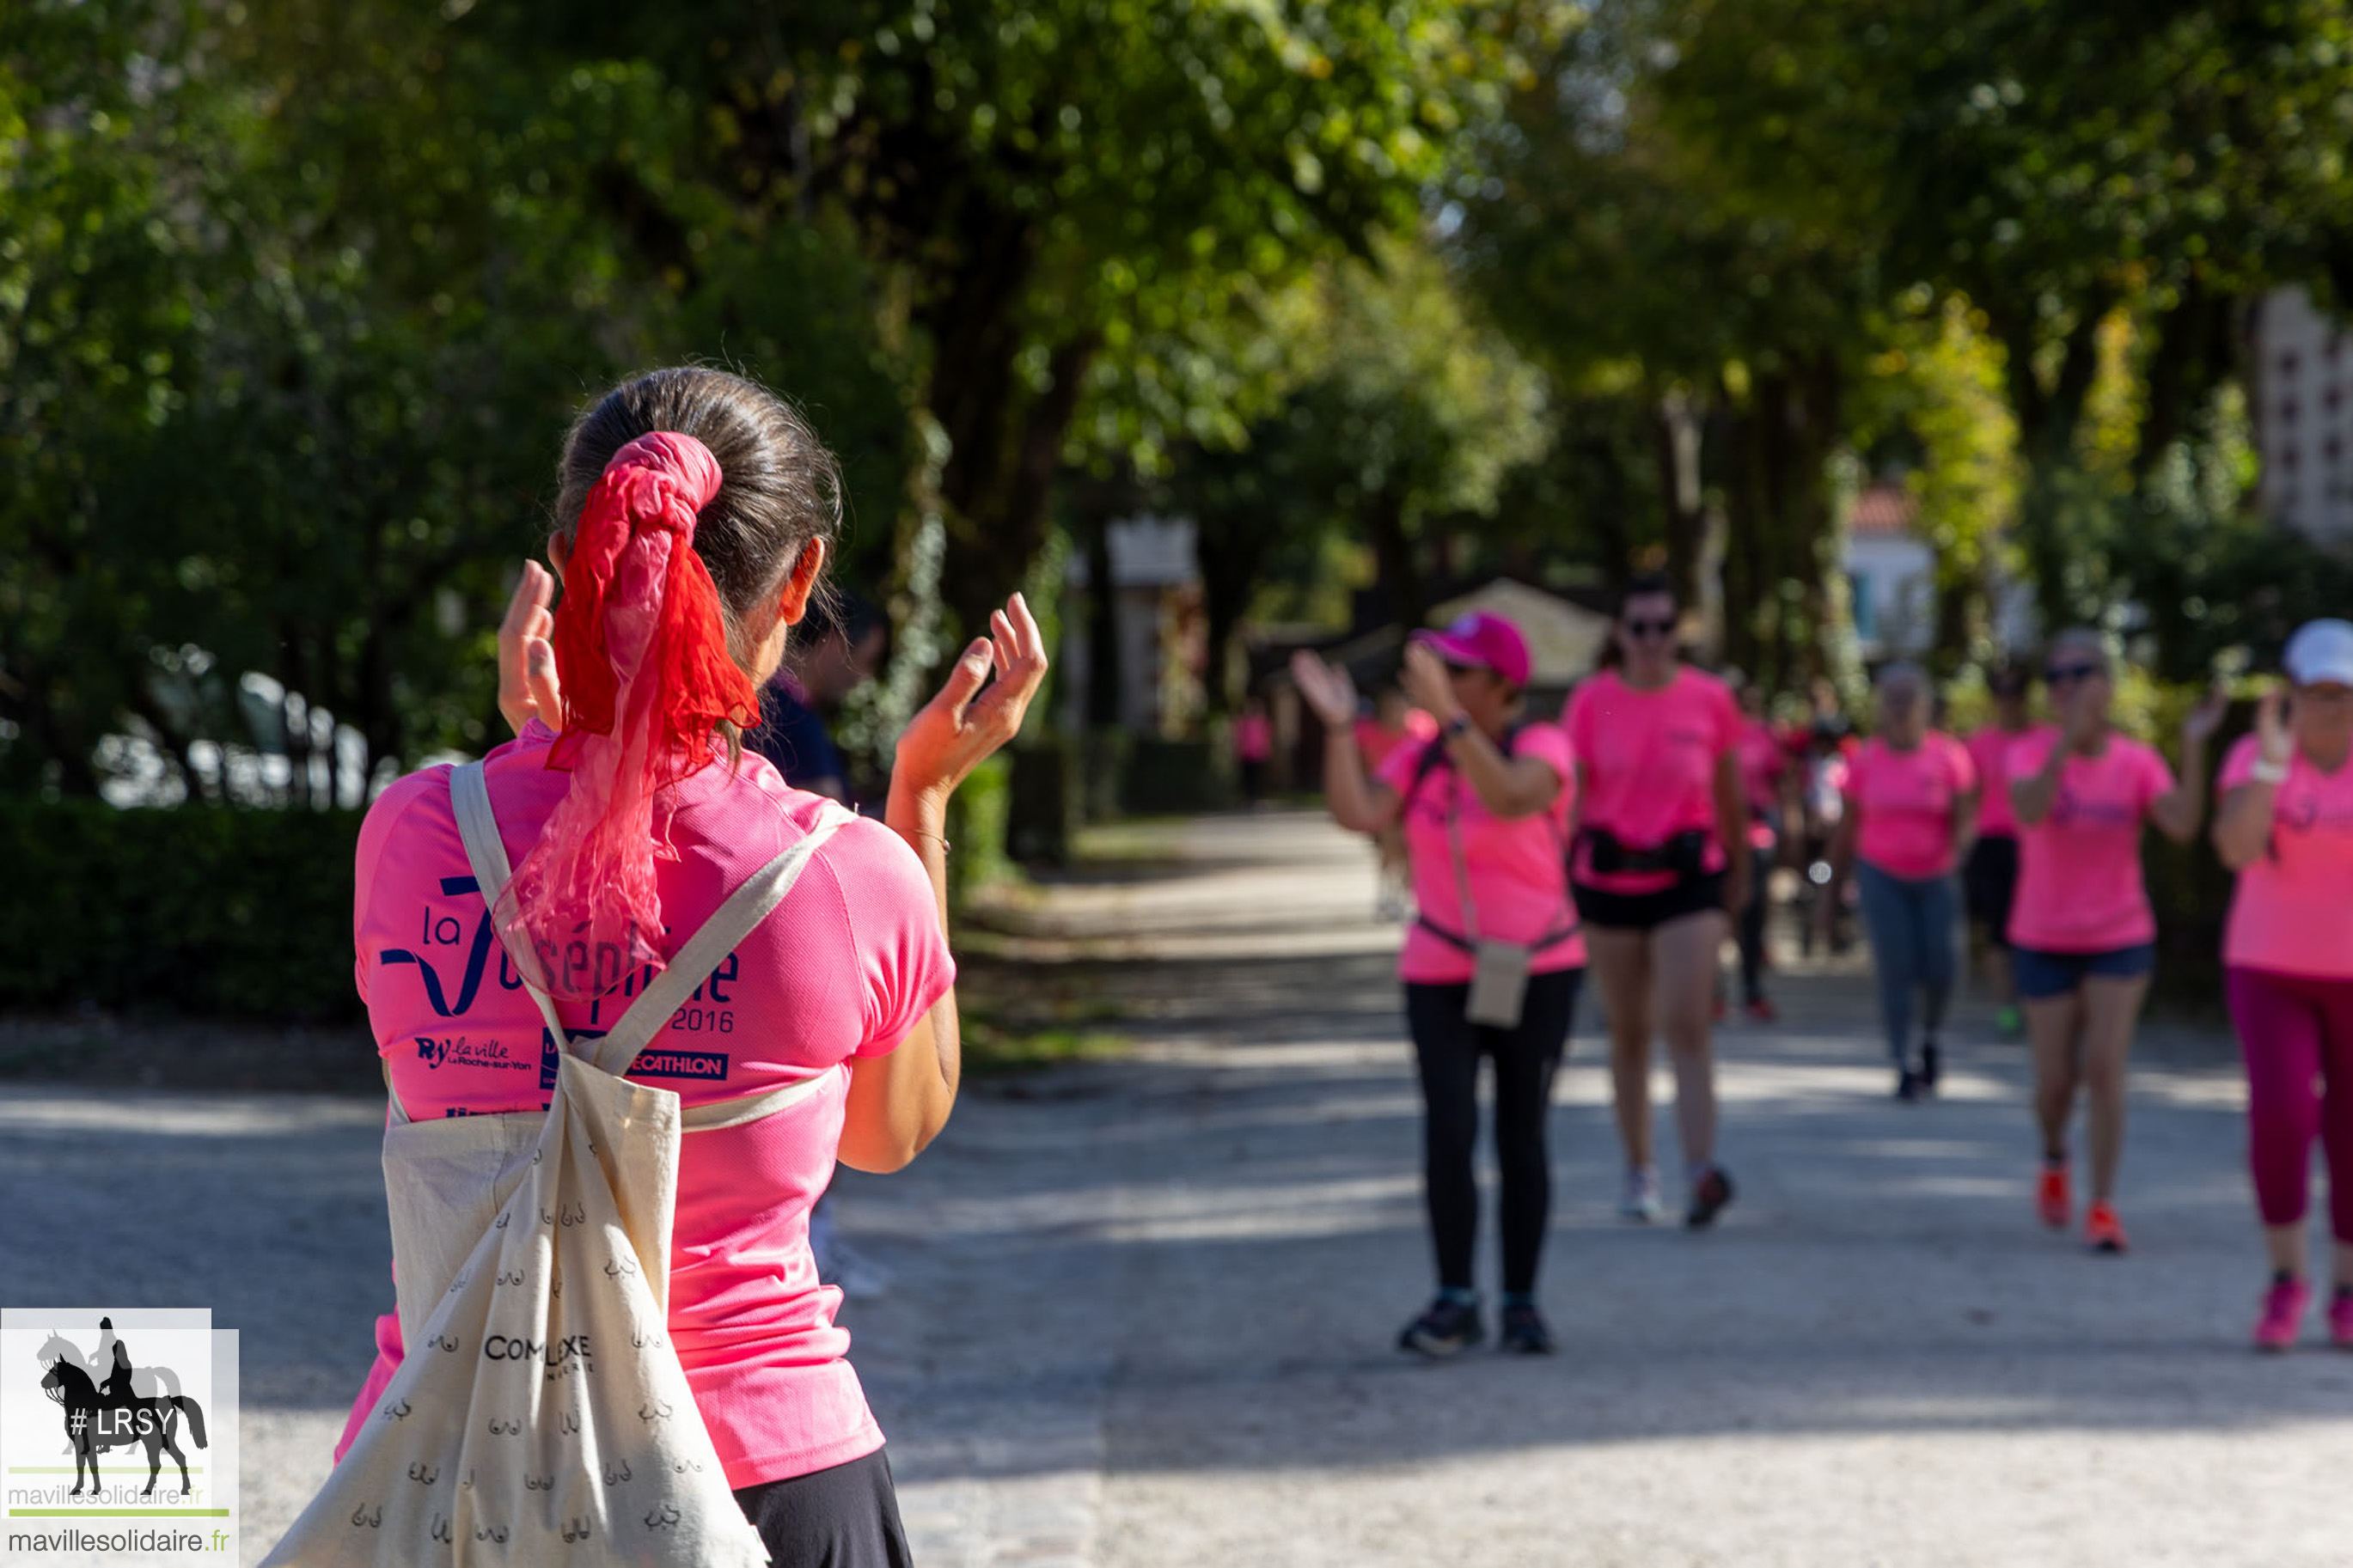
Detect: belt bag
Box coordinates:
(1580, 826, 1709, 877)
(265, 761, 850, 1567)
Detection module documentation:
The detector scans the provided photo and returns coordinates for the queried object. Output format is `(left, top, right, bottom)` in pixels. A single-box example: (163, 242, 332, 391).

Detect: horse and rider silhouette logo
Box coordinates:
(34, 1317, 210, 1498)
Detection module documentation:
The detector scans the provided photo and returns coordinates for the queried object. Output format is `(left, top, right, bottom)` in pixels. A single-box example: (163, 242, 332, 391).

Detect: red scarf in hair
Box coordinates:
(496, 431, 760, 1000)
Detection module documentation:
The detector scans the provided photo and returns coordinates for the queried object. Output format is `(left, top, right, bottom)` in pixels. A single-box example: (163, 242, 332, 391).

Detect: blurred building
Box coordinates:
(2253, 285, 2353, 545)
(1840, 480, 2036, 661)
(1843, 482, 1935, 660)
(1060, 516, 1205, 737)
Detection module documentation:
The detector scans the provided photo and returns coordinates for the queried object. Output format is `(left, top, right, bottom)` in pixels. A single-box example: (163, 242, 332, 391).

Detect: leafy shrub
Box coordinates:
(0, 801, 364, 1021)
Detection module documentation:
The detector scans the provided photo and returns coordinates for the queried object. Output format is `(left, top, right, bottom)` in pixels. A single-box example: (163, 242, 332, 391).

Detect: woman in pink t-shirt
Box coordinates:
(1732, 683, 1797, 1022)
(2212, 619, 2353, 1350)
(1293, 612, 1582, 1358)
(1822, 664, 1977, 1100)
(338, 368, 1047, 1563)
(2011, 629, 2225, 1255)
(1563, 573, 1749, 1229)
(1963, 665, 2041, 1035)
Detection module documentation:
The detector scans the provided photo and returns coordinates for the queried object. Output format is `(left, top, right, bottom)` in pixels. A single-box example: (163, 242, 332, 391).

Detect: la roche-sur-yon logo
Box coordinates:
(3, 1308, 239, 1564)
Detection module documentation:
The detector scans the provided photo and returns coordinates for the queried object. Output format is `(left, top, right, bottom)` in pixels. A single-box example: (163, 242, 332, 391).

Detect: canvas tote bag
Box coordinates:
(266, 760, 848, 1566)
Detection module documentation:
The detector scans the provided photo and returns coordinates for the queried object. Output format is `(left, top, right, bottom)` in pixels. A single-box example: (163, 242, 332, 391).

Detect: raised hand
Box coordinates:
(894, 593, 1049, 802)
(1399, 642, 1464, 723)
(2252, 686, 2293, 766)
(1288, 650, 1359, 729)
(497, 561, 564, 736)
(2184, 680, 2231, 747)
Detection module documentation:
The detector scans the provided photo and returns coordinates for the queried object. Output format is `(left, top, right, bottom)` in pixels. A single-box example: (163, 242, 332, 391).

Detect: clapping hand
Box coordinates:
(2252, 686, 2293, 767)
(1289, 651, 1359, 729)
(1398, 643, 1464, 725)
(894, 594, 1049, 803)
(497, 561, 565, 736)
(2183, 680, 2230, 748)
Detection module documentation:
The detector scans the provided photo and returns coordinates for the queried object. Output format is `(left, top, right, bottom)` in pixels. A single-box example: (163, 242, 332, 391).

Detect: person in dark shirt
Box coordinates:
(751, 591, 892, 1299)
(753, 594, 886, 802)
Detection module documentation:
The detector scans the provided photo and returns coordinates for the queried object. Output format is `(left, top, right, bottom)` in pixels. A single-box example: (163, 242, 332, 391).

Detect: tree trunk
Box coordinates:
(1364, 485, 1423, 633)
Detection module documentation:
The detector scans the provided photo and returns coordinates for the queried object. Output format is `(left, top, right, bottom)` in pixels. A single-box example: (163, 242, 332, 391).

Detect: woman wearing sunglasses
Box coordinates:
(1564, 573, 1749, 1227)
(2211, 619, 2353, 1349)
(2010, 630, 2226, 1254)
(1292, 613, 1582, 1357)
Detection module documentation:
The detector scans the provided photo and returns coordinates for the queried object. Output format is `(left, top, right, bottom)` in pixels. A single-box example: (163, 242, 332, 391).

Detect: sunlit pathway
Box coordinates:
(849, 812, 2353, 1567)
(4, 810, 2349, 1565)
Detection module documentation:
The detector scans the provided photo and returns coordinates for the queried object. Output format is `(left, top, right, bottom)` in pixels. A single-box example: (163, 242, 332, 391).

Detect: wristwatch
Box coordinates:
(1444, 712, 1472, 739)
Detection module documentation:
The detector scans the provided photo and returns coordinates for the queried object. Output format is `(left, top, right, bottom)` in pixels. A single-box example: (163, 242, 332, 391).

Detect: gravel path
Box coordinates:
(5, 810, 2349, 1565)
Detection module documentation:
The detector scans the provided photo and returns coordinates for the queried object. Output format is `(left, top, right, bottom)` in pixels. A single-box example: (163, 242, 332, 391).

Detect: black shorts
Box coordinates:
(1571, 871, 1727, 932)
(1964, 834, 2020, 946)
(734, 1447, 912, 1568)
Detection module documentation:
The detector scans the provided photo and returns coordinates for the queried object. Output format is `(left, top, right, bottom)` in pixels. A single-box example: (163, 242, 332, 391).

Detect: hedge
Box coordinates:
(0, 799, 364, 1021)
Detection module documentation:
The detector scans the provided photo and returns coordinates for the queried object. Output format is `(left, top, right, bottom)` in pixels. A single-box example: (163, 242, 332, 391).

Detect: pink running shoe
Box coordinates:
(2254, 1276, 2311, 1353)
(2329, 1289, 2353, 1351)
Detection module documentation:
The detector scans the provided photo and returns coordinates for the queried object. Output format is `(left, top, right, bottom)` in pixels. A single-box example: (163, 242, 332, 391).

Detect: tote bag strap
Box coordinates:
(443, 757, 852, 1095)
(591, 807, 852, 1077)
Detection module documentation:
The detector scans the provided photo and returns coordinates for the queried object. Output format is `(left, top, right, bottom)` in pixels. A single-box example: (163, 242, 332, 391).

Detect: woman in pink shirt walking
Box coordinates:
(2212, 619, 2353, 1349)
(1293, 612, 1583, 1358)
(339, 367, 1046, 1562)
(1564, 574, 1750, 1228)
(1820, 664, 1977, 1100)
(1963, 665, 2040, 1035)
(2010, 630, 2224, 1254)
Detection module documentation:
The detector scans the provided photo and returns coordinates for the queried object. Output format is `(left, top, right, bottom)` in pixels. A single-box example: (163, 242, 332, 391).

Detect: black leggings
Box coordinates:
(1405, 967, 1582, 1296)
(733, 1447, 913, 1568)
(1737, 839, 1775, 1004)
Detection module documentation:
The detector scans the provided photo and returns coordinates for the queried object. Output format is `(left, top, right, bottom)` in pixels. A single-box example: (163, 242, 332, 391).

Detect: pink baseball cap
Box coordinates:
(1413, 610, 1531, 688)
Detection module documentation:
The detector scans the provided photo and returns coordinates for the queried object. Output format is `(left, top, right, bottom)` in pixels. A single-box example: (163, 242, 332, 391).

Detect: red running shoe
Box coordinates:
(1744, 997, 1779, 1023)
(2085, 1200, 2129, 1255)
(2253, 1275, 2311, 1352)
(2037, 1162, 2070, 1230)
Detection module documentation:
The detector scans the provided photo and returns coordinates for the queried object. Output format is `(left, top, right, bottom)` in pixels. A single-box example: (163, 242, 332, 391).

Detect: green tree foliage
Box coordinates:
(486, 0, 1576, 636)
(1154, 235, 1549, 711)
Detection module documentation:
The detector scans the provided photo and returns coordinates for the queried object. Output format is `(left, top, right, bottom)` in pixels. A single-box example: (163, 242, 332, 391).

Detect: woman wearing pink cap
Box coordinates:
(1564, 573, 1749, 1228)
(2010, 629, 2224, 1254)
(337, 367, 1046, 1561)
(2213, 619, 2353, 1348)
(1293, 609, 1582, 1358)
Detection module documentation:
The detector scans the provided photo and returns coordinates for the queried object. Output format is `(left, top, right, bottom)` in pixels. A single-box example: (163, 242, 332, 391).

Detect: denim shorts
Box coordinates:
(2011, 942, 2158, 1000)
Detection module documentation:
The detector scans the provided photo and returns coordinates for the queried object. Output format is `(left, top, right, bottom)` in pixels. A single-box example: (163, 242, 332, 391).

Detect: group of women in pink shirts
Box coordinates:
(1301, 586, 2353, 1359)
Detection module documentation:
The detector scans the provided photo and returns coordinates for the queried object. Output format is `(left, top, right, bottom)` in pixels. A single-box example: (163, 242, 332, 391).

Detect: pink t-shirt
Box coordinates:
(1376, 723, 1584, 983)
(1235, 712, 1273, 763)
(1564, 668, 1742, 894)
(336, 723, 956, 1490)
(1965, 723, 2040, 839)
(1844, 732, 1977, 879)
(2220, 735, 2353, 979)
(2008, 730, 2175, 953)
(1737, 719, 1788, 849)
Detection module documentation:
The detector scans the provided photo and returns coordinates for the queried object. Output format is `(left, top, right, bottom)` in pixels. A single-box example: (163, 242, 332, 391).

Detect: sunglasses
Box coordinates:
(2044, 662, 2104, 686)
(1622, 617, 1677, 639)
(1441, 660, 1480, 677)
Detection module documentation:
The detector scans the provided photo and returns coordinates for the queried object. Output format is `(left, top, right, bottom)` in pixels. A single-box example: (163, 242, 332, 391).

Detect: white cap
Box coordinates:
(2285, 619, 2353, 687)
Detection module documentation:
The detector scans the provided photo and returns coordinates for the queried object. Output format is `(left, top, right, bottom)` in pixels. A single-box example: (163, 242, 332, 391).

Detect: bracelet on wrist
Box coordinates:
(902, 827, 952, 853)
(2250, 757, 2290, 785)
(1442, 712, 1471, 738)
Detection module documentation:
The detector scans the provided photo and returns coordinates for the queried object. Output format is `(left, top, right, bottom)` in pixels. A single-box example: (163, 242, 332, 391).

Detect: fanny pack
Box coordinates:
(1578, 826, 1710, 877)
